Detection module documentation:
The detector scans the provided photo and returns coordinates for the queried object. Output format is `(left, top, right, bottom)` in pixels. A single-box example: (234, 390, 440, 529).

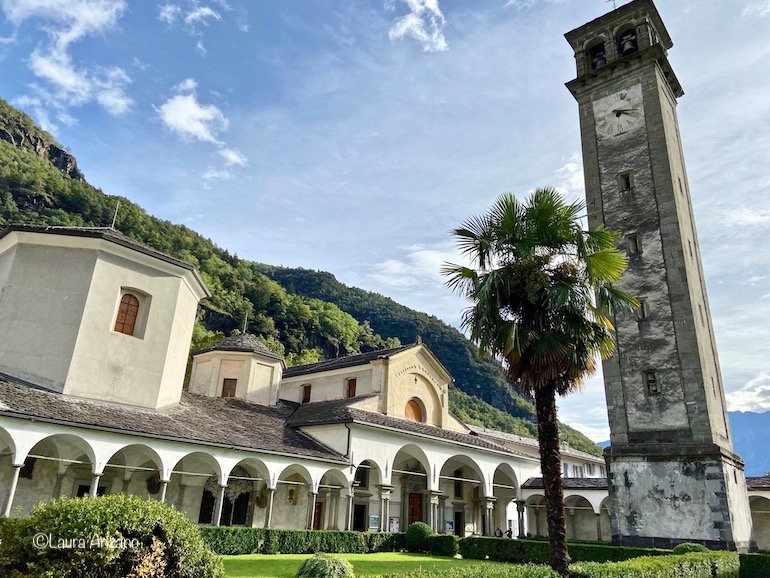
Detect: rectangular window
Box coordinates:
(619, 172, 633, 191)
(645, 370, 660, 395)
(562, 463, 570, 478)
(572, 465, 585, 478)
(221, 378, 237, 398)
(302, 384, 312, 404)
(636, 299, 648, 321)
(587, 463, 595, 476)
(600, 465, 606, 477)
(626, 233, 641, 255)
(347, 378, 357, 398)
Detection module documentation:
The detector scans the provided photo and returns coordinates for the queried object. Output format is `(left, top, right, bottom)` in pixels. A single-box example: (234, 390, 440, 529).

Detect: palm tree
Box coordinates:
(443, 188, 637, 577)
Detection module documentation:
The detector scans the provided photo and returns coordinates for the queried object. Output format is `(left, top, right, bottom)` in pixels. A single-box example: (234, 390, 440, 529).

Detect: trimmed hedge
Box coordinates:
(377, 565, 559, 578)
(367, 532, 406, 552)
(426, 534, 459, 557)
(571, 552, 739, 578)
(0, 494, 224, 578)
(459, 537, 670, 564)
(199, 526, 366, 555)
(739, 552, 770, 578)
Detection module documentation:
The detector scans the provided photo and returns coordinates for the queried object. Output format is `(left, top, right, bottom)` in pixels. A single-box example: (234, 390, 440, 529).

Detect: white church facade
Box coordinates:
(0, 225, 767, 547)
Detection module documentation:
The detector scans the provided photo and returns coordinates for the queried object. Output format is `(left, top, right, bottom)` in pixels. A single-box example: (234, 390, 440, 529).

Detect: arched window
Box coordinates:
(587, 41, 607, 70)
(114, 293, 140, 336)
(405, 399, 424, 422)
(617, 27, 638, 56)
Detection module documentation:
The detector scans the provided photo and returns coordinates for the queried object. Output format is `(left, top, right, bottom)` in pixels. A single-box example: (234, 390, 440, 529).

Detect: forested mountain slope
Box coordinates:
(0, 97, 601, 455)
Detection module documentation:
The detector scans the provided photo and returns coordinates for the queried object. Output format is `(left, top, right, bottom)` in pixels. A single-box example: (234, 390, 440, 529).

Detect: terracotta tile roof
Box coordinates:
(287, 396, 513, 454)
(0, 375, 344, 462)
(282, 344, 414, 378)
(522, 477, 607, 490)
(194, 333, 284, 361)
(747, 477, 770, 490)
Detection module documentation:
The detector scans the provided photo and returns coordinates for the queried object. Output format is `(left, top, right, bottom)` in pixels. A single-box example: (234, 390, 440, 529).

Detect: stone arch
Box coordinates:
(584, 36, 608, 70)
(615, 23, 639, 57)
(222, 458, 272, 528)
(169, 451, 222, 524)
(351, 459, 382, 532)
(316, 468, 349, 530)
(564, 495, 598, 541)
(6, 433, 98, 517)
(599, 497, 612, 542)
(273, 464, 313, 530)
(0, 425, 16, 462)
(750, 496, 770, 551)
(492, 463, 519, 535)
(392, 445, 431, 529)
(439, 454, 486, 537)
(104, 444, 165, 499)
(525, 494, 547, 538)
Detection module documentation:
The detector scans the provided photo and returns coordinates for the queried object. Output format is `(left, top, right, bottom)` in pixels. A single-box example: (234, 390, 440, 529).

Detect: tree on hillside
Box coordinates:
(443, 188, 636, 577)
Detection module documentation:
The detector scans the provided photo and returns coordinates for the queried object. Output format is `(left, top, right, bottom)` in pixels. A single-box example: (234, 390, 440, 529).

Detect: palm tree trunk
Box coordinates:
(535, 384, 570, 577)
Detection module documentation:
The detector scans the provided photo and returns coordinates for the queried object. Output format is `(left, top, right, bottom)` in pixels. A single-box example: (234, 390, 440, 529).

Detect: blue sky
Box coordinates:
(2, 0, 770, 441)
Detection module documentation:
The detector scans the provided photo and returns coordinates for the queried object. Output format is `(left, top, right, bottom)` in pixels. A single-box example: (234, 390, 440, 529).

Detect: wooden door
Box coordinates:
(408, 493, 422, 525)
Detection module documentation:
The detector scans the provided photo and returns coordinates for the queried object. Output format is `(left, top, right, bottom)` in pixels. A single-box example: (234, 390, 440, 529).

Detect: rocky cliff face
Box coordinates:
(0, 103, 84, 182)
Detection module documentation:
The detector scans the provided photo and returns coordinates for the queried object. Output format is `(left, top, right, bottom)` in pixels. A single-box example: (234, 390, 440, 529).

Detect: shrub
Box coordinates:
(672, 542, 710, 554)
(458, 537, 670, 564)
(405, 522, 435, 553)
(200, 527, 366, 555)
(426, 534, 459, 557)
(295, 553, 355, 578)
(377, 564, 559, 578)
(0, 494, 224, 578)
(571, 552, 739, 578)
(366, 532, 405, 552)
(739, 552, 770, 578)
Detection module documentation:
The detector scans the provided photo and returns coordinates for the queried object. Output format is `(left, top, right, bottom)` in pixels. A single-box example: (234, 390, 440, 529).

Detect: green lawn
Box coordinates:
(221, 552, 499, 578)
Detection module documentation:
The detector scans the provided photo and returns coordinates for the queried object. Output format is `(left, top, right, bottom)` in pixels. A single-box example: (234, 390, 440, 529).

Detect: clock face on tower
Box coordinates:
(593, 83, 644, 139)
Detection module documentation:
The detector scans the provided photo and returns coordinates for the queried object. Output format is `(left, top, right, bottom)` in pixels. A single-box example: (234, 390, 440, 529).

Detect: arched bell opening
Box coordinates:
(587, 39, 607, 70)
(617, 26, 639, 57)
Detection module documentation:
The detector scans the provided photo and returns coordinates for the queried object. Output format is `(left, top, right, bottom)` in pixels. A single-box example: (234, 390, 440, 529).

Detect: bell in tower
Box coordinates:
(618, 29, 638, 56)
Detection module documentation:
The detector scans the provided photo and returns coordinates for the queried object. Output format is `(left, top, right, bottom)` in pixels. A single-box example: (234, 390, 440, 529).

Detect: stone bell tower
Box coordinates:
(565, 0, 752, 549)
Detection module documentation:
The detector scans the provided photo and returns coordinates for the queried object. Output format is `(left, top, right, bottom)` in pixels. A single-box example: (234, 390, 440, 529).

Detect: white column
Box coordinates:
(264, 487, 275, 529)
(345, 492, 354, 531)
(159, 480, 169, 503)
(3, 464, 21, 517)
(214, 484, 226, 526)
(89, 473, 102, 497)
(307, 491, 318, 530)
(516, 500, 526, 538)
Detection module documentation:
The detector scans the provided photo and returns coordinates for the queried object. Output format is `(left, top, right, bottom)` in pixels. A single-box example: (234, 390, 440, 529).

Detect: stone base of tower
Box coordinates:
(606, 445, 754, 552)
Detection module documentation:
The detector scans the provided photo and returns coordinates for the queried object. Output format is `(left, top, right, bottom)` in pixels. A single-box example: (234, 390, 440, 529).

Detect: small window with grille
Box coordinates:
(645, 370, 660, 395)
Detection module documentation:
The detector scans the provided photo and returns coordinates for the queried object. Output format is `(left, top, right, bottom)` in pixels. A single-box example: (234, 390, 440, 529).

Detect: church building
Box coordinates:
(0, 224, 608, 539)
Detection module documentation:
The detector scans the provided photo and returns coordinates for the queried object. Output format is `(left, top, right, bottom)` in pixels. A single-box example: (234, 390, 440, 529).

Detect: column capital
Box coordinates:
(515, 499, 526, 512)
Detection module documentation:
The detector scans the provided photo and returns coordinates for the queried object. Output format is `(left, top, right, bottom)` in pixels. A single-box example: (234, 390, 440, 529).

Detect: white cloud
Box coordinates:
(552, 151, 585, 207)
(0, 0, 132, 117)
(743, 1, 770, 17)
(157, 93, 228, 144)
(727, 372, 770, 412)
(727, 207, 770, 226)
(185, 5, 220, 26)
(174, 78, 198, 92)
(504, 0, 566, 8)
(158, 3, 181, 24)
(196, 40, 206, 54)
(219, 147, 248, 167)
(202, 168, 232, 180)
(388, 0, 448, 53)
